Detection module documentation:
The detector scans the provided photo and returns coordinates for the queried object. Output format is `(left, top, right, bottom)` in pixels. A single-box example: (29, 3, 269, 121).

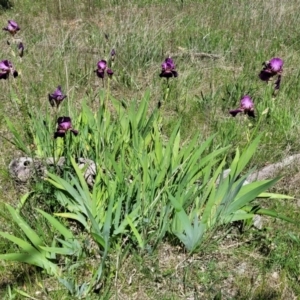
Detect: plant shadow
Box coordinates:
(0, 0, 13, 9)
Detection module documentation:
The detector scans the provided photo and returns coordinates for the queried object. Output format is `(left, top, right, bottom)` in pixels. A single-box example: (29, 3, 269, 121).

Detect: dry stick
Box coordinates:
(170, 52, 222, 60)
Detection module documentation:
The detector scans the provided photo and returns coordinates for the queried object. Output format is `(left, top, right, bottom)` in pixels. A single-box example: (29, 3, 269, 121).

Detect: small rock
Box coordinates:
(236, 262, 247, 275)
(271, 271, 279, 280)
(253, 215, 263, 230)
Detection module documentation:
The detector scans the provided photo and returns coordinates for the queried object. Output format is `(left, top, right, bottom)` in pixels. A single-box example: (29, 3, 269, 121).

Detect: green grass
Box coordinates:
(0, 0, 300, 299)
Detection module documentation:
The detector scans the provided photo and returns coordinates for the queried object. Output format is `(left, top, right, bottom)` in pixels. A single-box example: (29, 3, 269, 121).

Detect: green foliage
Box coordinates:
(43, 93, 232, 253)
(0, 205, 61, 276)
(169, 135, 294, 252)
(0, 93, 294, 297)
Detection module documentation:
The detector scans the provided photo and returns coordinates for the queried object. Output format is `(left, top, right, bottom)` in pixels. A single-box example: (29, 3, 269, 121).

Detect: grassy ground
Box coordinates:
(1, 0, 300, 299)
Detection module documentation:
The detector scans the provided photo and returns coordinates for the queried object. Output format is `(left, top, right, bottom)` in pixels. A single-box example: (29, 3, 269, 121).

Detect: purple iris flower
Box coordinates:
(95, 60, 113, 79)
(0, 60, 18, 80)
(159, 57, 178, 78)
(54, 117, 78, 139)
(229, 95, 255, 118)
(18, 42, 24, 57)
(3, 20, 20, 36)
(111, 49, 116, 61)
(259, 57, 283, 89)
(48, 86, 67, 108)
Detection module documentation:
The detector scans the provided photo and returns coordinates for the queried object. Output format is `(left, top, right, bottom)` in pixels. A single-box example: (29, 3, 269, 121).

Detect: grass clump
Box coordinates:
(0, 91, 294, 298)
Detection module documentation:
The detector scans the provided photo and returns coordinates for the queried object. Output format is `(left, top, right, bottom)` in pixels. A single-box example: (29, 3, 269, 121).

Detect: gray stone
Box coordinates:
(9, 157, 96, 187)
